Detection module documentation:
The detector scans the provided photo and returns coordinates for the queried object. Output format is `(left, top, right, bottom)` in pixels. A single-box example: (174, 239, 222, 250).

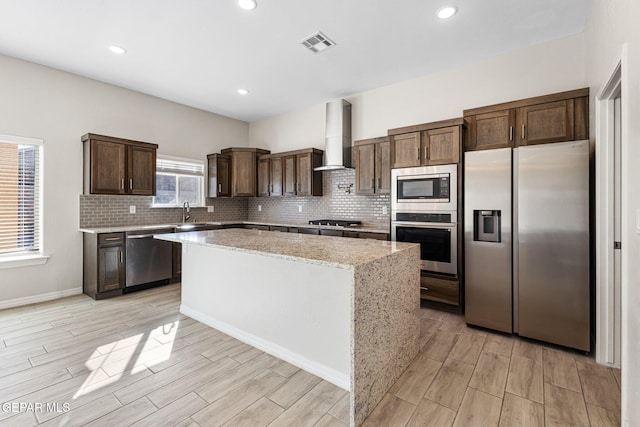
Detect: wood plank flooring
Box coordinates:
(0, 284, 621, 426)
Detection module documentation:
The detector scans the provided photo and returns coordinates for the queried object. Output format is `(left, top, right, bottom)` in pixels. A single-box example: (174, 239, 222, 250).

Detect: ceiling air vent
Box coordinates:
(300, 31, 336, 54)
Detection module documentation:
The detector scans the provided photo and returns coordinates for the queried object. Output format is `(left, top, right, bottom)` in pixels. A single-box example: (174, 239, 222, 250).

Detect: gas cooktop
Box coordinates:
(308, 219, 362, 227)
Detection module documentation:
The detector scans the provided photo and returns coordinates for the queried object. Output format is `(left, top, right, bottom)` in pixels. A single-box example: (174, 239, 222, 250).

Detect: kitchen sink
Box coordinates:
(174, 223, 219, 232)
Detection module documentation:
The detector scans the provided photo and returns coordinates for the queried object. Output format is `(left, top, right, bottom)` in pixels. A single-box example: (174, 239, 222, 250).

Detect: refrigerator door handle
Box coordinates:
(513, 148, 519, 333)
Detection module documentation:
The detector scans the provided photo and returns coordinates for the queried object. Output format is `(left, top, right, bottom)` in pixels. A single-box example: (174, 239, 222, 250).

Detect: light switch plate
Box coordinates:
(298, 205, 302, 213)
(208, 206, 214, 213)
(258, 205, 262, 212)
(382, 206, 388, 215)
(129, 205, 136, 214)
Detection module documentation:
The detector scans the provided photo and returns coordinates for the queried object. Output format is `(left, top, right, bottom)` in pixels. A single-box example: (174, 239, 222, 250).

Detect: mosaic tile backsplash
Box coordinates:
(79, 195, 248, 228)
(247, 169, 390, 229)
(80, 169, 390, 229)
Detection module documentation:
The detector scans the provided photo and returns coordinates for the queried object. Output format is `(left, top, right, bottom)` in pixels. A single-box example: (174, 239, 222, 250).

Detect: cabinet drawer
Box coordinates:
(420, 276, 459, 306)
(319, 229, 343, 237)
(359, 232, 389, 241)
(298, 228, 320, 235)
(98, 232, 125, 246)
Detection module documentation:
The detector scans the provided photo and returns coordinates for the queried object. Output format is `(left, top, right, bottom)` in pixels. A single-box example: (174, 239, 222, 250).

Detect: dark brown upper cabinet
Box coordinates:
(270, 156, 284, 196)
(389, 118, 464, 168)
(463, 88, 589, 151)
(283, 155, 297, 196)
(221, 147, 270, 197)
(257, 155, 271, 197)
(390, 132, 421, 168)
(207, 153, 231, 197)
(354, 136, 391, 195)
(82, 133, 157, 196)
(296, 150, 323, 196)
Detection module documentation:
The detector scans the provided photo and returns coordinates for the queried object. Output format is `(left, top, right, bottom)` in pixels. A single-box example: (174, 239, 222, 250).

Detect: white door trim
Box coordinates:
(595, 45, 626, 368)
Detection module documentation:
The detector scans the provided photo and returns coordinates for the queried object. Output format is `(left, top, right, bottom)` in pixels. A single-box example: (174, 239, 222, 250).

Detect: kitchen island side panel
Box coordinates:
(351, 246, 420, 426)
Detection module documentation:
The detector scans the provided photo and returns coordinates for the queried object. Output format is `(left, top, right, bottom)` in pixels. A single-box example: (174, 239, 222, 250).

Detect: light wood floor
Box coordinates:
(0, 284, 620, 426)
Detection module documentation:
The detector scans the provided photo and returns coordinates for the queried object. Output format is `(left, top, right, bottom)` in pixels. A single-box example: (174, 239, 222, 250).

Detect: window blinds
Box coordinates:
(156, 157, 204, 177)
(0, 140, 41, 255)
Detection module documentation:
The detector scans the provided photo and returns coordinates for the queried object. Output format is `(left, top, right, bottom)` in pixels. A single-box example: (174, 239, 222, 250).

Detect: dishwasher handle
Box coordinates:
(127, 233, 159, 239)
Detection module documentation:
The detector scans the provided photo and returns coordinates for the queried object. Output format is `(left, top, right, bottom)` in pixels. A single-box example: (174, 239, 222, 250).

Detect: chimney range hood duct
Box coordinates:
(315, 99, 352, 171)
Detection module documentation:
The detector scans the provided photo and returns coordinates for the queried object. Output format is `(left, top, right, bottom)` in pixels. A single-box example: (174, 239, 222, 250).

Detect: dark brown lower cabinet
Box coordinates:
(84, 232, 125, 299)
(420, 274, 460, 309)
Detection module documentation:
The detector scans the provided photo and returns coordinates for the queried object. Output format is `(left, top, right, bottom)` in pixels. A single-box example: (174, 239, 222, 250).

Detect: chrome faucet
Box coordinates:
(182, 201, 191, 223)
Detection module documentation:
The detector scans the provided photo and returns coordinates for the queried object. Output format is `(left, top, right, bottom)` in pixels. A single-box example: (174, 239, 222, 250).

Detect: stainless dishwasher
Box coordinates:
(125, 227, 174, 287)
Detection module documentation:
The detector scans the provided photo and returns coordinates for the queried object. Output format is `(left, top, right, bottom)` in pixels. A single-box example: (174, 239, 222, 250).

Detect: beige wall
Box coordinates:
(249, 33, 586, 149)
(0, 53, 249, 304)
(584, 0, 640, 425)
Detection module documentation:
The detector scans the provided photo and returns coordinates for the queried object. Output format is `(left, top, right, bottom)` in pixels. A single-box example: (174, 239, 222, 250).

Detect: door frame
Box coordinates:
(595, 45, 627, 368)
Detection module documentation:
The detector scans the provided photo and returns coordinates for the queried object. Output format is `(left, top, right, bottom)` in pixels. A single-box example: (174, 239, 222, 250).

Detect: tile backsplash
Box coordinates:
(247, 169, 390, 228)
(79, 169, 390, 229)
(79, 195, 248, 228)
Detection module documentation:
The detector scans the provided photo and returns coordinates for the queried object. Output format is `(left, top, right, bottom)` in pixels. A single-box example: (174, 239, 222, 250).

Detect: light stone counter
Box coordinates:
(155, 228, 419, 426)
(79, 220, 389, 235)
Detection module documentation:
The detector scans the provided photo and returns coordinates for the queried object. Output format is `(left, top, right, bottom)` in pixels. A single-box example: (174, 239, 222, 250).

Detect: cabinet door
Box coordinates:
(90, 140, 126, 194)
(392, 132, 421, 168)
(257, 157, 270, 197)
(517, 99, 574, 146)
(423, 126, 460, 165)
(217, 155, 231, 197)
(270, 156, 283, 196)
(466, 110, 515, 151)
(296, 153, 313, 196)
(98, 246, 124, 292)
(376, 140, 391, 194)
(354, 144, 376, 195)
(283, 155, 297, 196)
(231, 151, 257, 197)
(127, 145, 156, 195)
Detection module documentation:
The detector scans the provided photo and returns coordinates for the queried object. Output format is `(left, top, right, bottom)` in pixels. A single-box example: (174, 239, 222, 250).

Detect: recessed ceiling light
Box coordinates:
(436, 5, 458, 19)
(107, 45, 127, 55)
(236, 0, 257, 10)
(237, 89, 249, 95)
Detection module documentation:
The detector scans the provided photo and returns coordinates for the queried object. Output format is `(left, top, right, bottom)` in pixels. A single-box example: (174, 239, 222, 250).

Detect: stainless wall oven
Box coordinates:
(391, 165, 458, 276)
(391, 212, 457, 275)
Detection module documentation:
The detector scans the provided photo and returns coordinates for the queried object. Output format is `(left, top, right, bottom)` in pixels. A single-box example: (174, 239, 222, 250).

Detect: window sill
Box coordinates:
(0, 254, 50, 270)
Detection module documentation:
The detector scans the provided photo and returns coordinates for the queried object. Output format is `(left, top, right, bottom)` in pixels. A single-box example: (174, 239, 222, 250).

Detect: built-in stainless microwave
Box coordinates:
(391, 165, 457, 212)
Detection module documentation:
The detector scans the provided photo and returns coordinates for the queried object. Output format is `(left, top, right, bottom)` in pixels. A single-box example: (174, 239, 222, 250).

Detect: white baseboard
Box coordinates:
(0, 287, 83, 310)
(180, 304, 351, 391)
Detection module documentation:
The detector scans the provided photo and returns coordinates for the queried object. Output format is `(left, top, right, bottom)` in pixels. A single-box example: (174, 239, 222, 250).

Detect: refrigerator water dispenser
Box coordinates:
(474, 210, 501, 242)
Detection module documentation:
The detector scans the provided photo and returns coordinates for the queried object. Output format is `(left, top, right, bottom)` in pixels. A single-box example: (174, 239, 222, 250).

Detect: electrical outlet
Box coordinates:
(207, 206, 214, 213)
(298, 205, 303, 213)
(382, 206, 388, 215)
(129, 205, 136, 214)
(258, 205, 262, 212)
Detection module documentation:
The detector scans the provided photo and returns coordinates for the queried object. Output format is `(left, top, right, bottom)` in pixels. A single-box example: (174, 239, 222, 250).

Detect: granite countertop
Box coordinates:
(79, 220, 390, 235)
(155, 228, 415, 269)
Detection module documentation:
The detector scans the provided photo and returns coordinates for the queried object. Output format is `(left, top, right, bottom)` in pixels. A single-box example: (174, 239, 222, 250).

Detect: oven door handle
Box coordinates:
(391, 221, 456, 229)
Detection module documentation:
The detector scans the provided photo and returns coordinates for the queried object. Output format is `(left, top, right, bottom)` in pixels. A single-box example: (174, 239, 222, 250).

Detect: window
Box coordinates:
(0, 134, 43, 257)
(152, 156, 205, 207)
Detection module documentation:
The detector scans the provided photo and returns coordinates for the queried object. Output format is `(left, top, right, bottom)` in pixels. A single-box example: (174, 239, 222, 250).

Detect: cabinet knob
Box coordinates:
(509, 126, 514, 142)
(522, 124, 526, 140)
(119, 250, 123, 264)
(129, 179, 133, 190)
(424, 146, 428, 160)
(218, 183, 222, 193)
(121, 178, 125, 190)
(417, 146, 420, 161)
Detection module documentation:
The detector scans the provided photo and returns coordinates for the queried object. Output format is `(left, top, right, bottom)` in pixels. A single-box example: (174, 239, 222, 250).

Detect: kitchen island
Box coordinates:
(155, 228, 419, 426)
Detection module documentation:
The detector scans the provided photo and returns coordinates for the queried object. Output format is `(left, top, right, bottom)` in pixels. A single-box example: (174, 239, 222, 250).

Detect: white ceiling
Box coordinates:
(0, 0, 591, 122)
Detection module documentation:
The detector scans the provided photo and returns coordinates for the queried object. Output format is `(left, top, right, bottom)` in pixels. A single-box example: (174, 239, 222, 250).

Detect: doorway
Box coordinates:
(596, 61, 622, 368)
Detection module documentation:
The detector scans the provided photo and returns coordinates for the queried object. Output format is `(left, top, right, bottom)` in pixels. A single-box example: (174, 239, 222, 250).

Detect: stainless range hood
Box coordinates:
(315, 99, 352, 171)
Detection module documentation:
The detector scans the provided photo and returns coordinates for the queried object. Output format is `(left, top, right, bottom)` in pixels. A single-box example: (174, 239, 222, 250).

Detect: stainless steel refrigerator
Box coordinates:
(464, 140, 590, 351)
